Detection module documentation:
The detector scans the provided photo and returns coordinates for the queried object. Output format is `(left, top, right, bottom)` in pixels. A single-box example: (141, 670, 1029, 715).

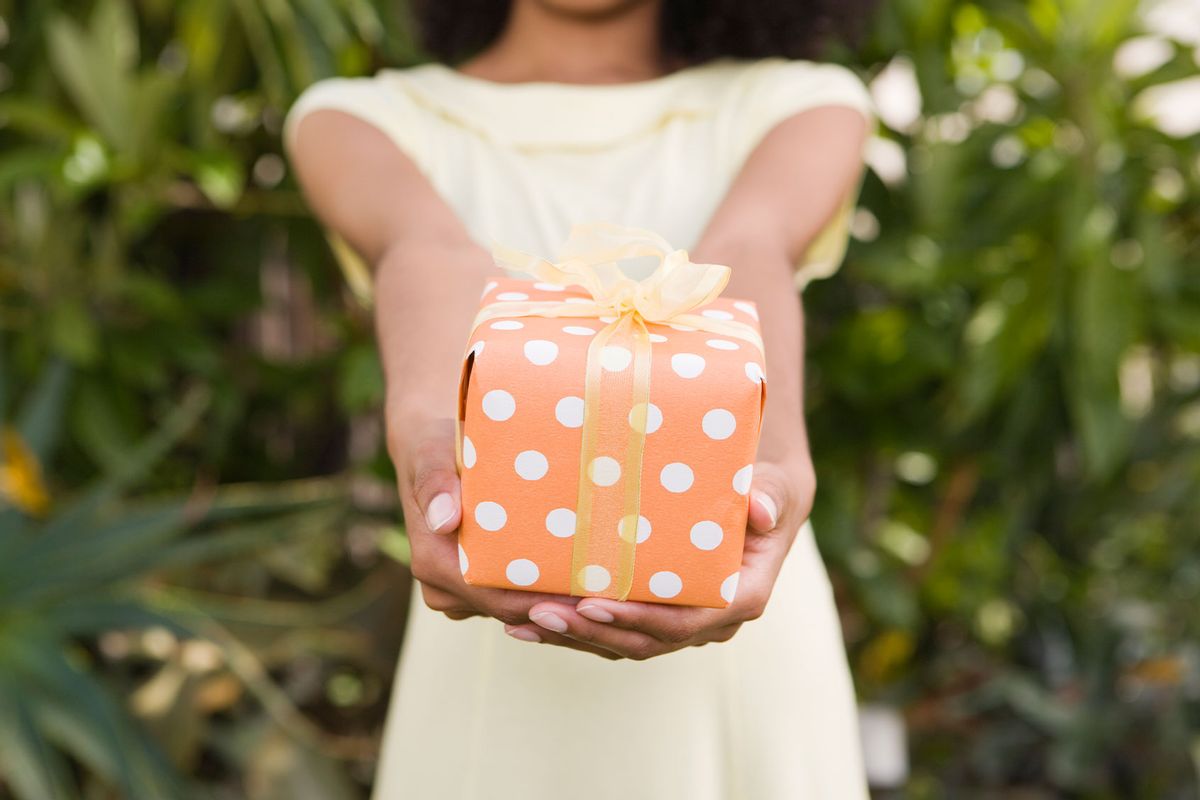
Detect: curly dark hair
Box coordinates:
(410, 0, 875, 65)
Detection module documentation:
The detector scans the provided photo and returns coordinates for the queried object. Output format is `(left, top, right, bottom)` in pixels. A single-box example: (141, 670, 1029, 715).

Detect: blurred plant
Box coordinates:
(807, 0, 1200, 795)
(0, 356, 388, 798)
(1, 0, 416, 796)
(0, 0, 410, 490)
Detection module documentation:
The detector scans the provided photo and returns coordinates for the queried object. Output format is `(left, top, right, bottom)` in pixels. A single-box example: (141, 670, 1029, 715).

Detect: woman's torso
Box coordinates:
(285, 58, 874, 267)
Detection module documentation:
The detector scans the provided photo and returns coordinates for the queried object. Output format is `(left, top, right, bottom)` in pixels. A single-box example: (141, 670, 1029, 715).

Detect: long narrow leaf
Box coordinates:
(0, 689, 80, 800)
(39, 387, 208, 541)
(16, 360, 70, 463)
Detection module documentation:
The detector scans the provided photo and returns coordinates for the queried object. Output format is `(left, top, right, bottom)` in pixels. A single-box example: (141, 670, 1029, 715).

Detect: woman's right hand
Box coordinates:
(389, 414, 623, 659)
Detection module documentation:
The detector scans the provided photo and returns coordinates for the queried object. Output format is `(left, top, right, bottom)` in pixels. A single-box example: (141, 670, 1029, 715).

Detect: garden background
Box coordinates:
(1, 0, 1198, 797)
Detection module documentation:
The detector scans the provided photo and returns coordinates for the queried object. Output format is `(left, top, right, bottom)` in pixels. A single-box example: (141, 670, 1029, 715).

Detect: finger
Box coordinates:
(746, 461, 791, 533)
(419, 583, 476, 618)
(503, 624, 625, 660)
(468, 587, 578, 626)
(727, 519, 798, 622)
(525, 601, 668, 659)
(571, 598, 728, 645)
(405, 420, 462, 534)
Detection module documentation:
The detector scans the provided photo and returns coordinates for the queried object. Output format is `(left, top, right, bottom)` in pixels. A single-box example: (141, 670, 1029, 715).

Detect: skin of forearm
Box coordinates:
(374, 238, 494, 437)
(691, 233, 810, 469)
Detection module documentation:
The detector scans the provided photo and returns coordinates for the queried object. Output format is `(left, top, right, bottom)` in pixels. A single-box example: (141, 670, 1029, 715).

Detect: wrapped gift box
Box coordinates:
(455, 230, 766, 608)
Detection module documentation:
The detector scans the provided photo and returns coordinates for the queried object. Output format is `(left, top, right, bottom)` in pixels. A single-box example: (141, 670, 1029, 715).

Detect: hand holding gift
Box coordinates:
(458, 224, 768, 607)
(408, 224, 816, 659)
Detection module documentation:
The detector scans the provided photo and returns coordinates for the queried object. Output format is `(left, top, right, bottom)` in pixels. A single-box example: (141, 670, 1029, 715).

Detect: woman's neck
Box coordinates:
(458, 0, 670, 85)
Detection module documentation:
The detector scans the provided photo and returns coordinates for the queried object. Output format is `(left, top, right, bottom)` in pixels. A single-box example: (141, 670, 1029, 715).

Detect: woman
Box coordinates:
(286, 0, 876, 796)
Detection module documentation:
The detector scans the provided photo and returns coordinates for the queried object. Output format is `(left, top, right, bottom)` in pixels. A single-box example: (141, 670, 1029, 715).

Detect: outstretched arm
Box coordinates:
(290, 112, 620, 658)
(507, 105, 869, 657)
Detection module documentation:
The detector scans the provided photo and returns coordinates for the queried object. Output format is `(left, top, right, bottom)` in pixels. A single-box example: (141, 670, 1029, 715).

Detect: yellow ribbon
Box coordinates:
(470, 223, 763, 600)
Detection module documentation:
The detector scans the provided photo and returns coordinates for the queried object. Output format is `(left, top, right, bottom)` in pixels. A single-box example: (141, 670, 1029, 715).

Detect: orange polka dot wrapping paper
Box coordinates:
(455, 226, 766, 608)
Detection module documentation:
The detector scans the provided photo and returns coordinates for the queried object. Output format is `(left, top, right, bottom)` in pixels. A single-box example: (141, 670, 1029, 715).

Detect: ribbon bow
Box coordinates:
(492, 223, 733, 323)
(467, 224, 762, 600)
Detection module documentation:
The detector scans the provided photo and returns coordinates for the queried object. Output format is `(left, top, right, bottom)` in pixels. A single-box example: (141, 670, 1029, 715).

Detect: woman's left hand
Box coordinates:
(501, 456, 814, 659)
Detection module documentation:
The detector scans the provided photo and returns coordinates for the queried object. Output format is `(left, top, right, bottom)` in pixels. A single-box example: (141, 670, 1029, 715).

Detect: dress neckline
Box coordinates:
(380, 59, 768, 153)
(423, 59, 735, 93)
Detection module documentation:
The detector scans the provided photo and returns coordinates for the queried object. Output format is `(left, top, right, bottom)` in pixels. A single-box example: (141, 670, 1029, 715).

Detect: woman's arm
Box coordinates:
(508, 105, 869, 657)
(290, 112, 617, 656)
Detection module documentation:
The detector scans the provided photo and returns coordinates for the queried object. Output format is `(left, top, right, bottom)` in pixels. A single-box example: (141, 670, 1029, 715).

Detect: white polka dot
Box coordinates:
(565, 297, 593, 305)
(482, 390, 516, 421)
(745, 362, 765, 384)
(555, 396, 585, 428)
(648, 333, 668, 343)
(648, 571, 683, 599)
(669, 324, 696, 332)
(490, 320, 524, 331)
(720, 572, 740, 604)
(671, 353, 706, 379)
(523, 339, 559, 365)
(533, 282, 564, 292)
(458, 544, 469, 575)
(506, 558, 539, 586)
(514, 450, 549, 480)
(563, 326, 596, 336)
(690, 520, 724, 550)
(706, 338, 739, 351)
(733, 464, 753, 495)
(599, 315, 618, 323)
(589, 456, 621, 487)
(496, 291, 529, 301)
(482, 281, 498, 298)
(628, 402, 663, 435)
(702, 309, 734, 321)
(618, 514, 652, 543)
(702, 409, 737, 440)
(580, 565, 612, 592)
(660, 463, 694, 493)
(461, 435, 476, 469)
(734, 301, 759, 319)
(545, 508, 576, 538)
(474, 502, 507, 531)
(469, 341, 485, 359)
(600, 346, 633, 372)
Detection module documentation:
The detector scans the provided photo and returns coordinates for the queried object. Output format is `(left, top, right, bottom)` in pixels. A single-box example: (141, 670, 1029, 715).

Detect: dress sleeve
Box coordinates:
(733, 59, 876, 288)
(283, 75, 430, 308)
(283, 74, 429, 172)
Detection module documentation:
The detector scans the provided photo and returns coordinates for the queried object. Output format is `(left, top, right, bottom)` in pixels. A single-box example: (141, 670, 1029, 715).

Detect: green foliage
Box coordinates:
(0, 0, 1196, 797)
(0, 358, 368, 798)
(1, 1, 411, 796)
(807, 0, 1200, 794)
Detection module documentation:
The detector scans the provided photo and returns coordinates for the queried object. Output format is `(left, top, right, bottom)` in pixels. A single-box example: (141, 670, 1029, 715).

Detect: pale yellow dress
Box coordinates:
(286, 58, 875, 800)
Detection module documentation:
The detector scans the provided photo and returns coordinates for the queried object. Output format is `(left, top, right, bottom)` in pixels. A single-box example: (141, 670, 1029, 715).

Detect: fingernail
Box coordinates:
(504, 625, 541, 643)
(425, 492, 456, 532)
(754, 492, 778, 528)
(576, 604, 614, 623)
(530, 611, 568, 633)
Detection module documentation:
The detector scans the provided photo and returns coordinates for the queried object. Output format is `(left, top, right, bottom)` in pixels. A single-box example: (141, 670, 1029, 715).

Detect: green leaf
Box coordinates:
(5, 645, 185, 798)
(48, 300, 99, 365)
(44, 15, 133, 150)
(35, 387, 209, 544)
(190, 150, 246, 209)
(337, 344, 384, 413)
(16, 360, 70, 463)
(92, 0, 140, 72)
(0, 689, 80, 800)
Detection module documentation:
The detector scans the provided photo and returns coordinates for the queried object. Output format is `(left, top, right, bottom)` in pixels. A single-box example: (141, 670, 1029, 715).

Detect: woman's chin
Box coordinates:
(532, 0, 657, 21)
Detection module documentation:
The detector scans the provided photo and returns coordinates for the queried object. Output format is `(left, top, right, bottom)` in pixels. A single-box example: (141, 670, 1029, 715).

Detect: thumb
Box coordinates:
(746, 461, 797, 534)
(405, 422, 463, 535)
